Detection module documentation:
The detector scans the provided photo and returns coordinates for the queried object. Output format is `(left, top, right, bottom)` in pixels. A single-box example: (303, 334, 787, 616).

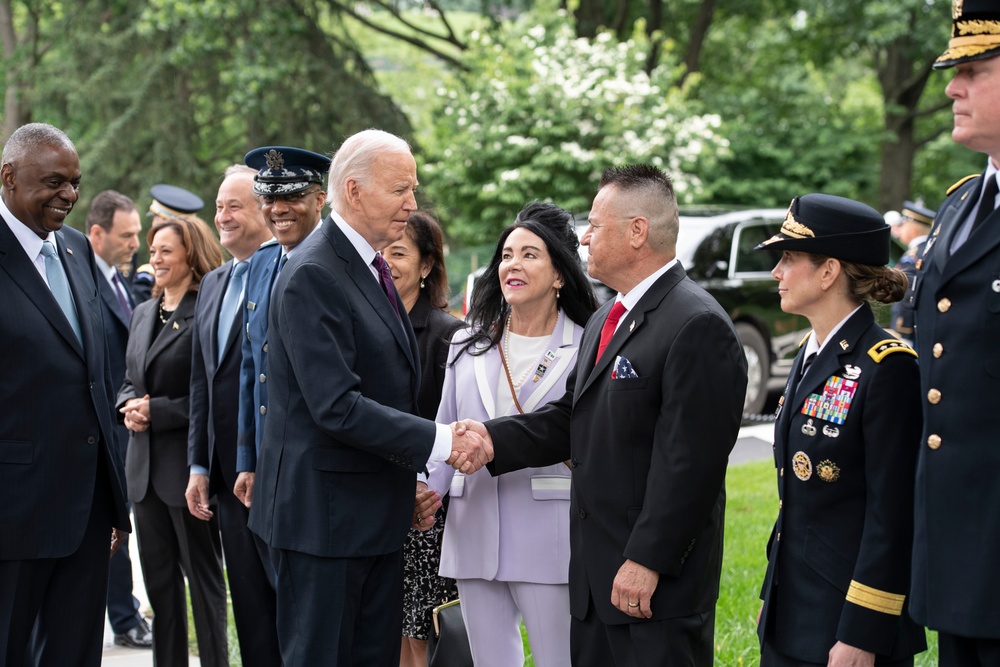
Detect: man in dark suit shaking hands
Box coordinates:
(248, 129, 489, 667)
(456, 165, 748, 666)
(85, 190, 154, 649)
(0, 123, 131, 666)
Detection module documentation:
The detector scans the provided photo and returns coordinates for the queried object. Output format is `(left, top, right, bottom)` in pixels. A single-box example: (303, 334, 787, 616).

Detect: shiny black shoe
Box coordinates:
(113, 617, 153, 649)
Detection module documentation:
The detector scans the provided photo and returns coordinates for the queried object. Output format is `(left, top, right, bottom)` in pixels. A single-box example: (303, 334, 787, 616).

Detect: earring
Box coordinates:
(556, 287, 561, 299)
(420, 277, 426, 289)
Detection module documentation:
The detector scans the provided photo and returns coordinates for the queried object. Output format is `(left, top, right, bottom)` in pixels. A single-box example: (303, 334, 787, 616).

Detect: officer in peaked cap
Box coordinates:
(130, 184, 207, 304)
(910, 2, 1000, 665)
(756, 193, 893, 264)
(888, 201, 935, 343)
(244, 146, 331, 199)
(233, 146, 330, 547)
(755, 194, 925, 666)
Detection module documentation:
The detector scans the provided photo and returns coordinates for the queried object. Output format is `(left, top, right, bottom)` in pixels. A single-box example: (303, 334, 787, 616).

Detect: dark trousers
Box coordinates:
(271, 546, 404, 667)
(0, 467, 113, 667)
(133, 492, 228, 667)
(760, 639, 914, 666)
(938, 632, 1000, 667)
(570, 593, 714, 667)
(217, 485, 280, 667)
(106, 521, 143, 634)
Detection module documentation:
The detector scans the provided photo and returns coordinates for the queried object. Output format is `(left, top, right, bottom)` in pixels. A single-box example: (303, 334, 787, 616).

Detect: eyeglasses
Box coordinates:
(259, 187, 322, 206)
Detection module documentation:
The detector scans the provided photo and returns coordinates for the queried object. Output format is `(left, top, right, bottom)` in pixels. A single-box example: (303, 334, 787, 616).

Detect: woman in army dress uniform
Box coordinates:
(754, 194, 927, 666)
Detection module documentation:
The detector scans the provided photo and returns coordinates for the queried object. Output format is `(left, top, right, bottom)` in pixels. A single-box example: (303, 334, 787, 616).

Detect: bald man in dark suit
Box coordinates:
(0, 123, 130, 666)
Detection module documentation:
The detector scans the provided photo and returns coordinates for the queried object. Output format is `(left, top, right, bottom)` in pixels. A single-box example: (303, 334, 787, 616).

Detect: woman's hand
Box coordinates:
(412, 481, 442, 531)
(120, 394, 151, 432)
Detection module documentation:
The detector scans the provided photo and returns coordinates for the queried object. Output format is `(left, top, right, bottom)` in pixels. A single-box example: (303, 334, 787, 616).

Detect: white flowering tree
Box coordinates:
(419, 8, 730, 243)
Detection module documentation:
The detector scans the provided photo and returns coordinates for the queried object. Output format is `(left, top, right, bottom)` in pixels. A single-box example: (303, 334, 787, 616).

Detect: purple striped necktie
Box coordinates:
(372, 253, 400, 319)
(112, 271, 132, 319)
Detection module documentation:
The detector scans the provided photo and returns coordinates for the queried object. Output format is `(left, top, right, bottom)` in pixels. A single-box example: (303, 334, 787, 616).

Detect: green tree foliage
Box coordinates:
(419, 6, 730, 243)
(3, 0, 412, 241)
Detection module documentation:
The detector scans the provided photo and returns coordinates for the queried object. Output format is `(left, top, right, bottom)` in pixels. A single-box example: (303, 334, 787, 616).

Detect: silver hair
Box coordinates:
(223, 164, 257, 179)
(327, 129, 411, 207)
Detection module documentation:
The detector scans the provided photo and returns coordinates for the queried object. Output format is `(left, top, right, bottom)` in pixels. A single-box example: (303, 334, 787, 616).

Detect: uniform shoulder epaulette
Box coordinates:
(798, 332, 810, 348)
(868, 339, 917, 363)
(947, 174, 979, 196)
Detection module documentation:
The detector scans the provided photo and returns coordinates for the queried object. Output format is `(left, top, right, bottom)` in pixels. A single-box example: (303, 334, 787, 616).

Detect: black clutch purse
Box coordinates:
(426, 598, 473, 667)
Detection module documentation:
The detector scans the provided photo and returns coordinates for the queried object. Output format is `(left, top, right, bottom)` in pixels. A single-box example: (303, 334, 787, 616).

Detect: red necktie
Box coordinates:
(596, 301, 627, 363)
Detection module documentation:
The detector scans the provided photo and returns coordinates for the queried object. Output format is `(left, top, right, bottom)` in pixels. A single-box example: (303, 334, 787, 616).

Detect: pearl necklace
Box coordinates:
(158, 299, 175, 324)
(503, 314, 537, 389)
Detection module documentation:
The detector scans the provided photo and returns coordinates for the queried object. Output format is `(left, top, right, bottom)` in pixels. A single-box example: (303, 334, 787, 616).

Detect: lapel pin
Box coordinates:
(629, 320, 635, 332)
(839, 339, 849, 350)
(172, 322, 180, 330)
(801, 418, 817, 437)
(843, 365, 861, 380)
(65, 248, 73, 255)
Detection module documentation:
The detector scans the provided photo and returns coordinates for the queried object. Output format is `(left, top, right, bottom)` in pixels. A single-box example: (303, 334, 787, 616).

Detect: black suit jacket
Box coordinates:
(118, 292, 197, 507)
(910, 173, 1000, 637)
(188, 260, 244, 492)
(758, 305, 925, 662)
(487, 264, 747, 624)
(0, 219, 129, 559)
(97, 265, 133, 458)
(248, 216, 437, 557)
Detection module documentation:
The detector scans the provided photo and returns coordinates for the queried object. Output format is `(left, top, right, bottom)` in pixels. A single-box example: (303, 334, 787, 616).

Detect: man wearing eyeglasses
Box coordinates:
(233, 146, 330, 511)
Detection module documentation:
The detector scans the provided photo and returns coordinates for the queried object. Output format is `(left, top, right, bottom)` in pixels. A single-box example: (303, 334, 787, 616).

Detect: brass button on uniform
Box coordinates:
(780, 467, 784, 477)
(927, 388, 942, 405)
(927, 434, 942, 450)
(933, 343, 944, 358)
(937, 298, 952, 313)
(778, 500, 783, 509)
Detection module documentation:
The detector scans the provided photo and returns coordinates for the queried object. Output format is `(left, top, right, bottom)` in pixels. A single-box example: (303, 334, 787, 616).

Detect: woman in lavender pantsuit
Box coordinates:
(427, 202, 597, 667)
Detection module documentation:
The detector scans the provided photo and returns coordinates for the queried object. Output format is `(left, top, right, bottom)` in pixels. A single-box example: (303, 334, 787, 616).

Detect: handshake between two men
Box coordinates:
(412, 420, 494, 531)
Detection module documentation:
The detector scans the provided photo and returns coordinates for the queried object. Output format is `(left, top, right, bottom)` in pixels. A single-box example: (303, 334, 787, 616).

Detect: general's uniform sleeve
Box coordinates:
(836, 350, 921, 654)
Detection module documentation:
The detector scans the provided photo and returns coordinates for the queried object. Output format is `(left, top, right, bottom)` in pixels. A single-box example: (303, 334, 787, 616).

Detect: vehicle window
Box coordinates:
(733, 222, 781, 275)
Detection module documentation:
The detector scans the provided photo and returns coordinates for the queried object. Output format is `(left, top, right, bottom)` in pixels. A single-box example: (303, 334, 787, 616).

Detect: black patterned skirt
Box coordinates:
(401, 500, 458, 640)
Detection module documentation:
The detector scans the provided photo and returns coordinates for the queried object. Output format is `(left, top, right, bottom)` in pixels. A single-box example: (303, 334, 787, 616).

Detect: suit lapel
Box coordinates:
(146, 292, 195, 371)
(58, 230, 94, 360)
(579, 264, 685, 397)
(0, 222, 87, 358)
(519, 310, 578, 413)
(789, 307, 873, 411)
(941, 208, 1000, 285)
(935, 176, 981, 272)
(205, 262, 233, 368)
(325, 220, 419, 374)
(99, 271, 131, 329)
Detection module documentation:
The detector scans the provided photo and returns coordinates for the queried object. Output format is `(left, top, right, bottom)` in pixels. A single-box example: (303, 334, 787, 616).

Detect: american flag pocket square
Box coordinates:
(611, 355, 639, 379)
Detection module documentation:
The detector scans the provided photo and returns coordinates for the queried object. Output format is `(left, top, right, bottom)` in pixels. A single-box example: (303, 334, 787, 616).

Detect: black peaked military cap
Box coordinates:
(755, 194, 892, 266)
(934, 0, 1000, 69)
(244, 146, 332, 197)
(149, 184, 204, 220)
(900, 201, 935, 226)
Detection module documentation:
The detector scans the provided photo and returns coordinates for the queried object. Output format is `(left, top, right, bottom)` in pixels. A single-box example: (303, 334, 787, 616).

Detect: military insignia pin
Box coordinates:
(792, 451, 812, 481)
(839, 339, 849, 350)
(822, 424, 840, 438)
(801, 418, 817, 437)
(816, 459, 840, 482)
(66, 248, 74, 255)
(629, 320, 635, 332)
(172, 322, 179, 330)
(843, 365, 861, 380)
(264, 149, 285, 169)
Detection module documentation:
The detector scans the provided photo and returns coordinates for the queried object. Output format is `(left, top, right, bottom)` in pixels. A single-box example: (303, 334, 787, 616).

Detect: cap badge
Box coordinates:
(816, 459, 840, 482)
(780, 210, 815, 239)
(953, 0, 963, 20)
(264, 149, 285, 169)
(792, 451, 813, 481)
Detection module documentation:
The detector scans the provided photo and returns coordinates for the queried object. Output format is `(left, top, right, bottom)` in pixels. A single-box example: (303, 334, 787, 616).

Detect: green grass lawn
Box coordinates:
(194, 459, 936, 665)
